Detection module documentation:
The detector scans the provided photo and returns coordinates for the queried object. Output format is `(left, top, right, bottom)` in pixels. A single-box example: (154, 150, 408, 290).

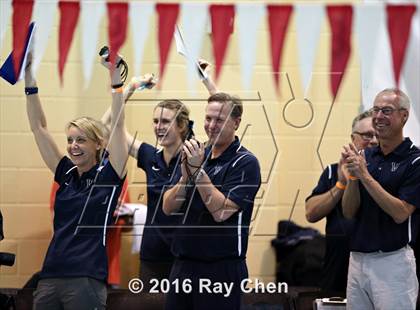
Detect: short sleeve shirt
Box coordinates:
(40, 156, 125, 281)
(171, 137, 261, 261)
(306, 163, 354, 237)
(137, 143, 182, 261)
(350, 138, 420, 252)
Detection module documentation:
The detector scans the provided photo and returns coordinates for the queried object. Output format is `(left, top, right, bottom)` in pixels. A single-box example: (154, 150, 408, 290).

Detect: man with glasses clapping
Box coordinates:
(342, 88, 420, 310)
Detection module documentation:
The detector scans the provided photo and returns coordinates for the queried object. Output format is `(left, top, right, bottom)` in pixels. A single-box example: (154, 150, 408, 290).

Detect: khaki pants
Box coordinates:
(346, 246, 418, 310)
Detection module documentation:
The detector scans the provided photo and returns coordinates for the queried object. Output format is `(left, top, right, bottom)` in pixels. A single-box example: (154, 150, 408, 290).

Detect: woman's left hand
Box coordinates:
(100, 54, 123, 85)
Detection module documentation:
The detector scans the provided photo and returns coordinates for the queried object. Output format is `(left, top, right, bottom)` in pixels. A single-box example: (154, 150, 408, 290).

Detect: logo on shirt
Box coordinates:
(152, 165, 160, 171)
(213, 165, 223, 176)
(391, 162, 400, 172)
(85, 179, 94, 189)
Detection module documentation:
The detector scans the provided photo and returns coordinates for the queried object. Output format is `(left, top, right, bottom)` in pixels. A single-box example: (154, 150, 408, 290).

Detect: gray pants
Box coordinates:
(33, 277, 107, 310)
(346, 246, 418, 310)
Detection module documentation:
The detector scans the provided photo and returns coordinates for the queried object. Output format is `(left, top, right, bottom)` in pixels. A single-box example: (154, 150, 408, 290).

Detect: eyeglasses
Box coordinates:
(370, 106, 406, 116)
(352, 131, 378, 141)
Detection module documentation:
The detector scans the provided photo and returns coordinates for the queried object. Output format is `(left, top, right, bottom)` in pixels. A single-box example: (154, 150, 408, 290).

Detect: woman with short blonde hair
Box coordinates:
(25, 54, 128, 310)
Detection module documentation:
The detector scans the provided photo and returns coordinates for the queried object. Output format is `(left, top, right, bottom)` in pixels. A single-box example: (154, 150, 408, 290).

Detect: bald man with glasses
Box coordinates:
(342, 88, 420, 310)
(305, 110, 378, 293)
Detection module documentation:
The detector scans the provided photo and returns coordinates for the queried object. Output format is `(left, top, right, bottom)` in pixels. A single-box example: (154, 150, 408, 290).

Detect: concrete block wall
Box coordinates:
(0, 0, 361, 288)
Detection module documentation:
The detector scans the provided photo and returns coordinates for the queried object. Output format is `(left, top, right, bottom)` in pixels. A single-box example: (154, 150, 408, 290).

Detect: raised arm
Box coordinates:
(104, 57, 129, 178)
(100, 79, 137, 126)
(24, 54, 63, 173)
(198, 59, 219, 95)
(101, 75, 156, 159)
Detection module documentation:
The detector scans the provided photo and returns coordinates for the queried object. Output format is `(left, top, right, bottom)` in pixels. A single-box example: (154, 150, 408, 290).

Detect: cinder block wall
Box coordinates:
(0, 0, 360, 287)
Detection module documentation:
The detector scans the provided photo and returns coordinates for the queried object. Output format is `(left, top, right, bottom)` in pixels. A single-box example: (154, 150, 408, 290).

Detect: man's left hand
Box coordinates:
(183, 139, 205, 175)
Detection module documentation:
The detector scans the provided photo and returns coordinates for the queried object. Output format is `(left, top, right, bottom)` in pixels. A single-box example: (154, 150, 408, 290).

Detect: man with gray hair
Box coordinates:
(342, 88, 420, 309)
(305, 110, 378, 292)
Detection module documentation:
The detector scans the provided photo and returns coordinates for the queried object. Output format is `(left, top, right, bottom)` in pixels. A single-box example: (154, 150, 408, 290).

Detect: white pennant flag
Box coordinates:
(295, 4, 324, 97)
(174, 25, 208, 80)
(31, 0, 58, 76)
(360, 3, 394, 112)
(358, 2, 418, 144)
(400, 9, 420, 145)
(354, 3, 384, 110)
(129, 1, 154, 77)
(236, 3, 265, 90)
(180, 2, 208, 93)
(81, 0, 105, 88)
(0, 0, 12, 51)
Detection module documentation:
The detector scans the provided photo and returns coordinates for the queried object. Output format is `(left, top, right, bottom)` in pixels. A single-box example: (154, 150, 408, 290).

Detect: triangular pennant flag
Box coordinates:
(209, 4, 235, 81)
(81, 0, 105, 87)
(295, 4, 324, 97)
(180, 2, 208, 92)
(360, 4, 394, 113)
(327, 5, 353, 98)
(0, 0, 12, 51)
(107, 2, 128, 66)
(354, 3, 383, 103)
(400, 10, 420, 145)
(174, 25, 188, 57)
(156, 3, 179, 84)
(267, 5, 293, 94)
(31, 0, 58, 76)
(129, 1, 154, 77)
(236, 3, 265, 90)
(386, 4, 416, 86)
(174, 25, 207, 80)
(58, 1, 80, 84)
(0, 22, 35, 85)
(12, 0, 34, 77)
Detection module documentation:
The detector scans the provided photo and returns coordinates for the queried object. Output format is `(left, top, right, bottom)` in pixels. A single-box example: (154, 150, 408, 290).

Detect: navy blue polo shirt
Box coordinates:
(350, 138, 420, 252)
(40, 156, 125, 282)
(171, 137, 261, 261)
(137, 143, 181, 262)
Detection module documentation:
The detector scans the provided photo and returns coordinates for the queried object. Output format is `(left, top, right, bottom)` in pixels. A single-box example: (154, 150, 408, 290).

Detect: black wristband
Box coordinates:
(112, 83, 123, 89)
(25, 87, 38, 95)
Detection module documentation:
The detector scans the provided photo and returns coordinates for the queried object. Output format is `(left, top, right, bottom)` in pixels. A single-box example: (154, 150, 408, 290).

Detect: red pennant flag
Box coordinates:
(107, 3, 128, 66)
(12, 0, 34, 77)
(156, 3, 179, 84)
(58, 1, 80, 84)
(327, 5, 353, 98)
(386, 4, 416, 86)
(209, 5, 235, 81)
(267, 5, 292, 94)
